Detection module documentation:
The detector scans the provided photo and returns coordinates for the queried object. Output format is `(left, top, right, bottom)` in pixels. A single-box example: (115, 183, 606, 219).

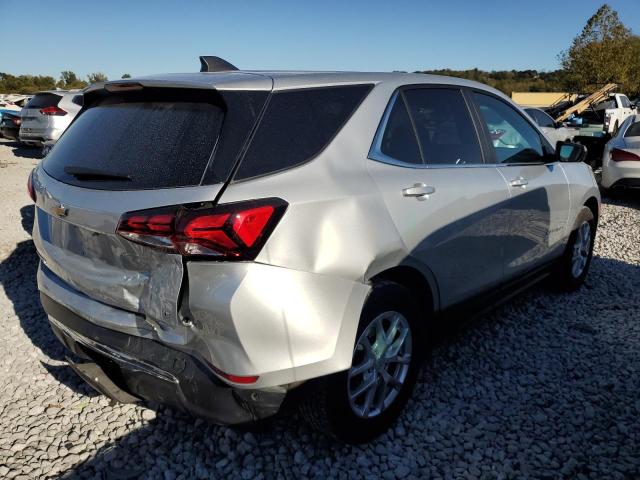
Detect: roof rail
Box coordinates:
(199, 56, 238, 73)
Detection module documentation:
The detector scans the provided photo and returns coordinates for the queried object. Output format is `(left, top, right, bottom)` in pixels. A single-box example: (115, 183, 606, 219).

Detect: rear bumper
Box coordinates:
(601, 160, 640, 188)
(19, 127, 62, 145)
(41, 293, 286, 424)
(0, 126, 19, 140)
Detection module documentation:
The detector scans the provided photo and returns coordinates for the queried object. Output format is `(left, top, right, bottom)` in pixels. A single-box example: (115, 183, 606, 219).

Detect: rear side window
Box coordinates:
(43, 90, 224, 190)
(620, 96, 631, 108)
(379, 94, 422, 164)
(26, 93, 61, 109)
(234, 85, 372, 180)
(625, 121, 640, 137)
(403, 88, 482, 165)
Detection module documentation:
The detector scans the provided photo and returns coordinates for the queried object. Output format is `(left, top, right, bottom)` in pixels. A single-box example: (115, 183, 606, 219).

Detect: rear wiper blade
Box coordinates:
(64, 166, 132, 181)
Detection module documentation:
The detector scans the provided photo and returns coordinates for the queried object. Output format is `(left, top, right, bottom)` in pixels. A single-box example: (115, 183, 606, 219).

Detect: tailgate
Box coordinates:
(33, 169, 225, 330)
(21, 107, 51, 129)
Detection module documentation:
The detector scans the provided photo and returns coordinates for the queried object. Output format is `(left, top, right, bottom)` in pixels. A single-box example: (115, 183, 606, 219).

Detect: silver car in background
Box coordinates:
(30, 63, 600, 442)
(601, 114, 640, 190)
(19, 90, 82, 146)
(525, 107, 579, 144)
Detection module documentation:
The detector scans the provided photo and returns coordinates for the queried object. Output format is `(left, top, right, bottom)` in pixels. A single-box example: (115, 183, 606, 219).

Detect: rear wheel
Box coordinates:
(300, 281, 421, 443)
(551, 207, 596, 291)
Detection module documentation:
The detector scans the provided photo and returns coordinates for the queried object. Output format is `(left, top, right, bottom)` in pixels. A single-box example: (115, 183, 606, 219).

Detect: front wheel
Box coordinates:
(300, 281, 422, 443)
(551, 207, 596, 291)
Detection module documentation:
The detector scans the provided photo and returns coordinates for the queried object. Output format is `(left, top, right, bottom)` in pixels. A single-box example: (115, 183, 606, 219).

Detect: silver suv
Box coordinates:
(31, 60, 600, 443)
(19, 90, 82, 146)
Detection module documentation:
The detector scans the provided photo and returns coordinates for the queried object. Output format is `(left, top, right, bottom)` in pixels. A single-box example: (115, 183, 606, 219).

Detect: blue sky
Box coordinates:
(2, 0, 639, 80)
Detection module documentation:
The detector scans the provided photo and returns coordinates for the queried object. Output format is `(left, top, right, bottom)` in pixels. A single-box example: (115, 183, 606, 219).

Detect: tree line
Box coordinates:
(1, 4, 637, 97)
(0, 71, 130, 94)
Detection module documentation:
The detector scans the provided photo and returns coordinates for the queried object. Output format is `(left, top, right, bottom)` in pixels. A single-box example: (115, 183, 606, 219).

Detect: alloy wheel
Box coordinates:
(571, 221, 591, 278)
(347, 311, 412, 418)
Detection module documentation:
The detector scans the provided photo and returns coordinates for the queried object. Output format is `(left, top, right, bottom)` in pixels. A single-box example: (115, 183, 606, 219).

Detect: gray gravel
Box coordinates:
(0, 138, 639, 479)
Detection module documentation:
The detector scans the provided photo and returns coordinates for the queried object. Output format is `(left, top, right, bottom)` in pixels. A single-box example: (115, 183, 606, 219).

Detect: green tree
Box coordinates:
(559, 4, 640, 94)
(58, 70, 88, 89)
(87, 72, 108, 84)
(121, 73, 131, 79)
(0, 73, 57, 93)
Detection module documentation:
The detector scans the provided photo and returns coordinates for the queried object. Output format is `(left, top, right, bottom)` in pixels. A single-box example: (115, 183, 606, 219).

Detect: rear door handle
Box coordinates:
(510, 177, 529, 188)
(402, 183, 435, 200)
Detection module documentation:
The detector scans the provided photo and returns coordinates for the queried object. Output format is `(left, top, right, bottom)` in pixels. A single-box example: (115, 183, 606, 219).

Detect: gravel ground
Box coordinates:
(0, 137, 639, 479)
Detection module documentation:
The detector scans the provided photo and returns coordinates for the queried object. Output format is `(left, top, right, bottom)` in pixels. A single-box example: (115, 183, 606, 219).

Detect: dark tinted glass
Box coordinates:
(379, 95, 421, 164)
(43, 95, 223, 190)
(474, 93, 544, 164)
(25, 93, 61, 109)
(625, 121, 640, 137)
(235, 85, 371, 180)
(404, 88, 482, 165)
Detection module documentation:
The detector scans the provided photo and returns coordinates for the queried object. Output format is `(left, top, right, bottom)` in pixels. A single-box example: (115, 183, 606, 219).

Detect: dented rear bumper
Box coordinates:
(42, 294, 285, 424)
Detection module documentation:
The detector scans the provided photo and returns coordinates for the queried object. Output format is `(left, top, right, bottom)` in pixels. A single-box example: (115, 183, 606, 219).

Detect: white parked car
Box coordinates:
(525, 107, 580, 145)
(601, 114, 640, 190)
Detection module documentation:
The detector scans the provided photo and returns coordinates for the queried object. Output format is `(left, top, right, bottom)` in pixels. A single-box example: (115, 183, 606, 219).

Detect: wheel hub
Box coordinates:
(347, 311, 412, 418)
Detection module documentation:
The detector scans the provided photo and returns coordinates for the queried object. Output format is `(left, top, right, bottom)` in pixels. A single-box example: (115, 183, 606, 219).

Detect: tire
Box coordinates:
(300, 280, 422, 443)
(551, 206, 596, 291)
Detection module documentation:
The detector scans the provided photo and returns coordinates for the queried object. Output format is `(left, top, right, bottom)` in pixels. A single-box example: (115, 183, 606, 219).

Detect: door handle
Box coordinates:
(510, 177, 529, 188)
(402, 183, 435, 200)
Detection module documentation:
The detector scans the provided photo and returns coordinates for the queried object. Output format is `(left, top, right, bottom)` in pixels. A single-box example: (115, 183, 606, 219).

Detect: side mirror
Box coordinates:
(556, 141, 587, 163)
(631, 104, 637, 110)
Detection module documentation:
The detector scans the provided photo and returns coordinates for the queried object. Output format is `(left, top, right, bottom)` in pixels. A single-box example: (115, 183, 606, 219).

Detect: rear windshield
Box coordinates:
(234, 84, 372, 181)
(43, 90, 224, 190)
(26, 93, 61, 109)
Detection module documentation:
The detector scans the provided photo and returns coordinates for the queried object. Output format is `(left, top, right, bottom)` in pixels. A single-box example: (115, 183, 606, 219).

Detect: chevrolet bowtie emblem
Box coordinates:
(53, 204, 68, 217)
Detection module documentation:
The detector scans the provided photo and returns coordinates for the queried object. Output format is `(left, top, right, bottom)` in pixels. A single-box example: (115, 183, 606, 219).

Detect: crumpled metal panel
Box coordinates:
(33, 206, 184, 332)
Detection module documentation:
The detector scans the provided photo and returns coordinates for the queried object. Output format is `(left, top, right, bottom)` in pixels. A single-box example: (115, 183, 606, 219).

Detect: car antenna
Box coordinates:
(199, 56, 238, 72)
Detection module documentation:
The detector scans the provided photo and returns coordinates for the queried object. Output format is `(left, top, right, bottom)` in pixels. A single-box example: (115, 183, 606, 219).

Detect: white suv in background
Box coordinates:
(19, 90, 82, 147)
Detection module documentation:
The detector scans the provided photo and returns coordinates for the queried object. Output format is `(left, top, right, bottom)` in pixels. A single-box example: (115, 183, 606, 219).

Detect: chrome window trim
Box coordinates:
(368, 89, 495, 170)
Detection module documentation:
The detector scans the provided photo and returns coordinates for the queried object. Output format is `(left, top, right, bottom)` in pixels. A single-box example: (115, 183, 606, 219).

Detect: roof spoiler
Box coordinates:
(199, 56, 238, 73)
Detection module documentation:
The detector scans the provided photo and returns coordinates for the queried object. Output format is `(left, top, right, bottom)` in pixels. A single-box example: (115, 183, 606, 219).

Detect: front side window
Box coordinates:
(473, 92, 545, 164)
(403, 88, 482, 165)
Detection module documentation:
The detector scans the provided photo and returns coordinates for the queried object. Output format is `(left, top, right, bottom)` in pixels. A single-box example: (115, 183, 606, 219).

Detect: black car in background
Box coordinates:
(0, 111, 21, 140)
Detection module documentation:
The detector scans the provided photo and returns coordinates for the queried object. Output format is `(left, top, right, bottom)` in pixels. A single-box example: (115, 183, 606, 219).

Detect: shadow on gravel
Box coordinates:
(0, 205, 94, 396)
(601, 189, 640, 210)
(9, 141, 42, 159)
(56, 255, 640, 479)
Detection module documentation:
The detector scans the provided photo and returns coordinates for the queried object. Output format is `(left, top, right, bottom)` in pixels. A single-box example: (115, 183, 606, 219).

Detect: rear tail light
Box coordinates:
(13, 118, 21, 125)
(39, 106, 67, 116)
(117, 198, 287, 260)
(611, 148, 640, 162)
(27, 170, 36, 202)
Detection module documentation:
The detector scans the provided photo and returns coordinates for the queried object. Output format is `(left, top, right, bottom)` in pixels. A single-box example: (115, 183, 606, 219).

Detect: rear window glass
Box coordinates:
(625, 121, 640, 137)
(26, 93, 61, 109)
(43, 91, 224, 190)
(234, 85, 372, 180)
